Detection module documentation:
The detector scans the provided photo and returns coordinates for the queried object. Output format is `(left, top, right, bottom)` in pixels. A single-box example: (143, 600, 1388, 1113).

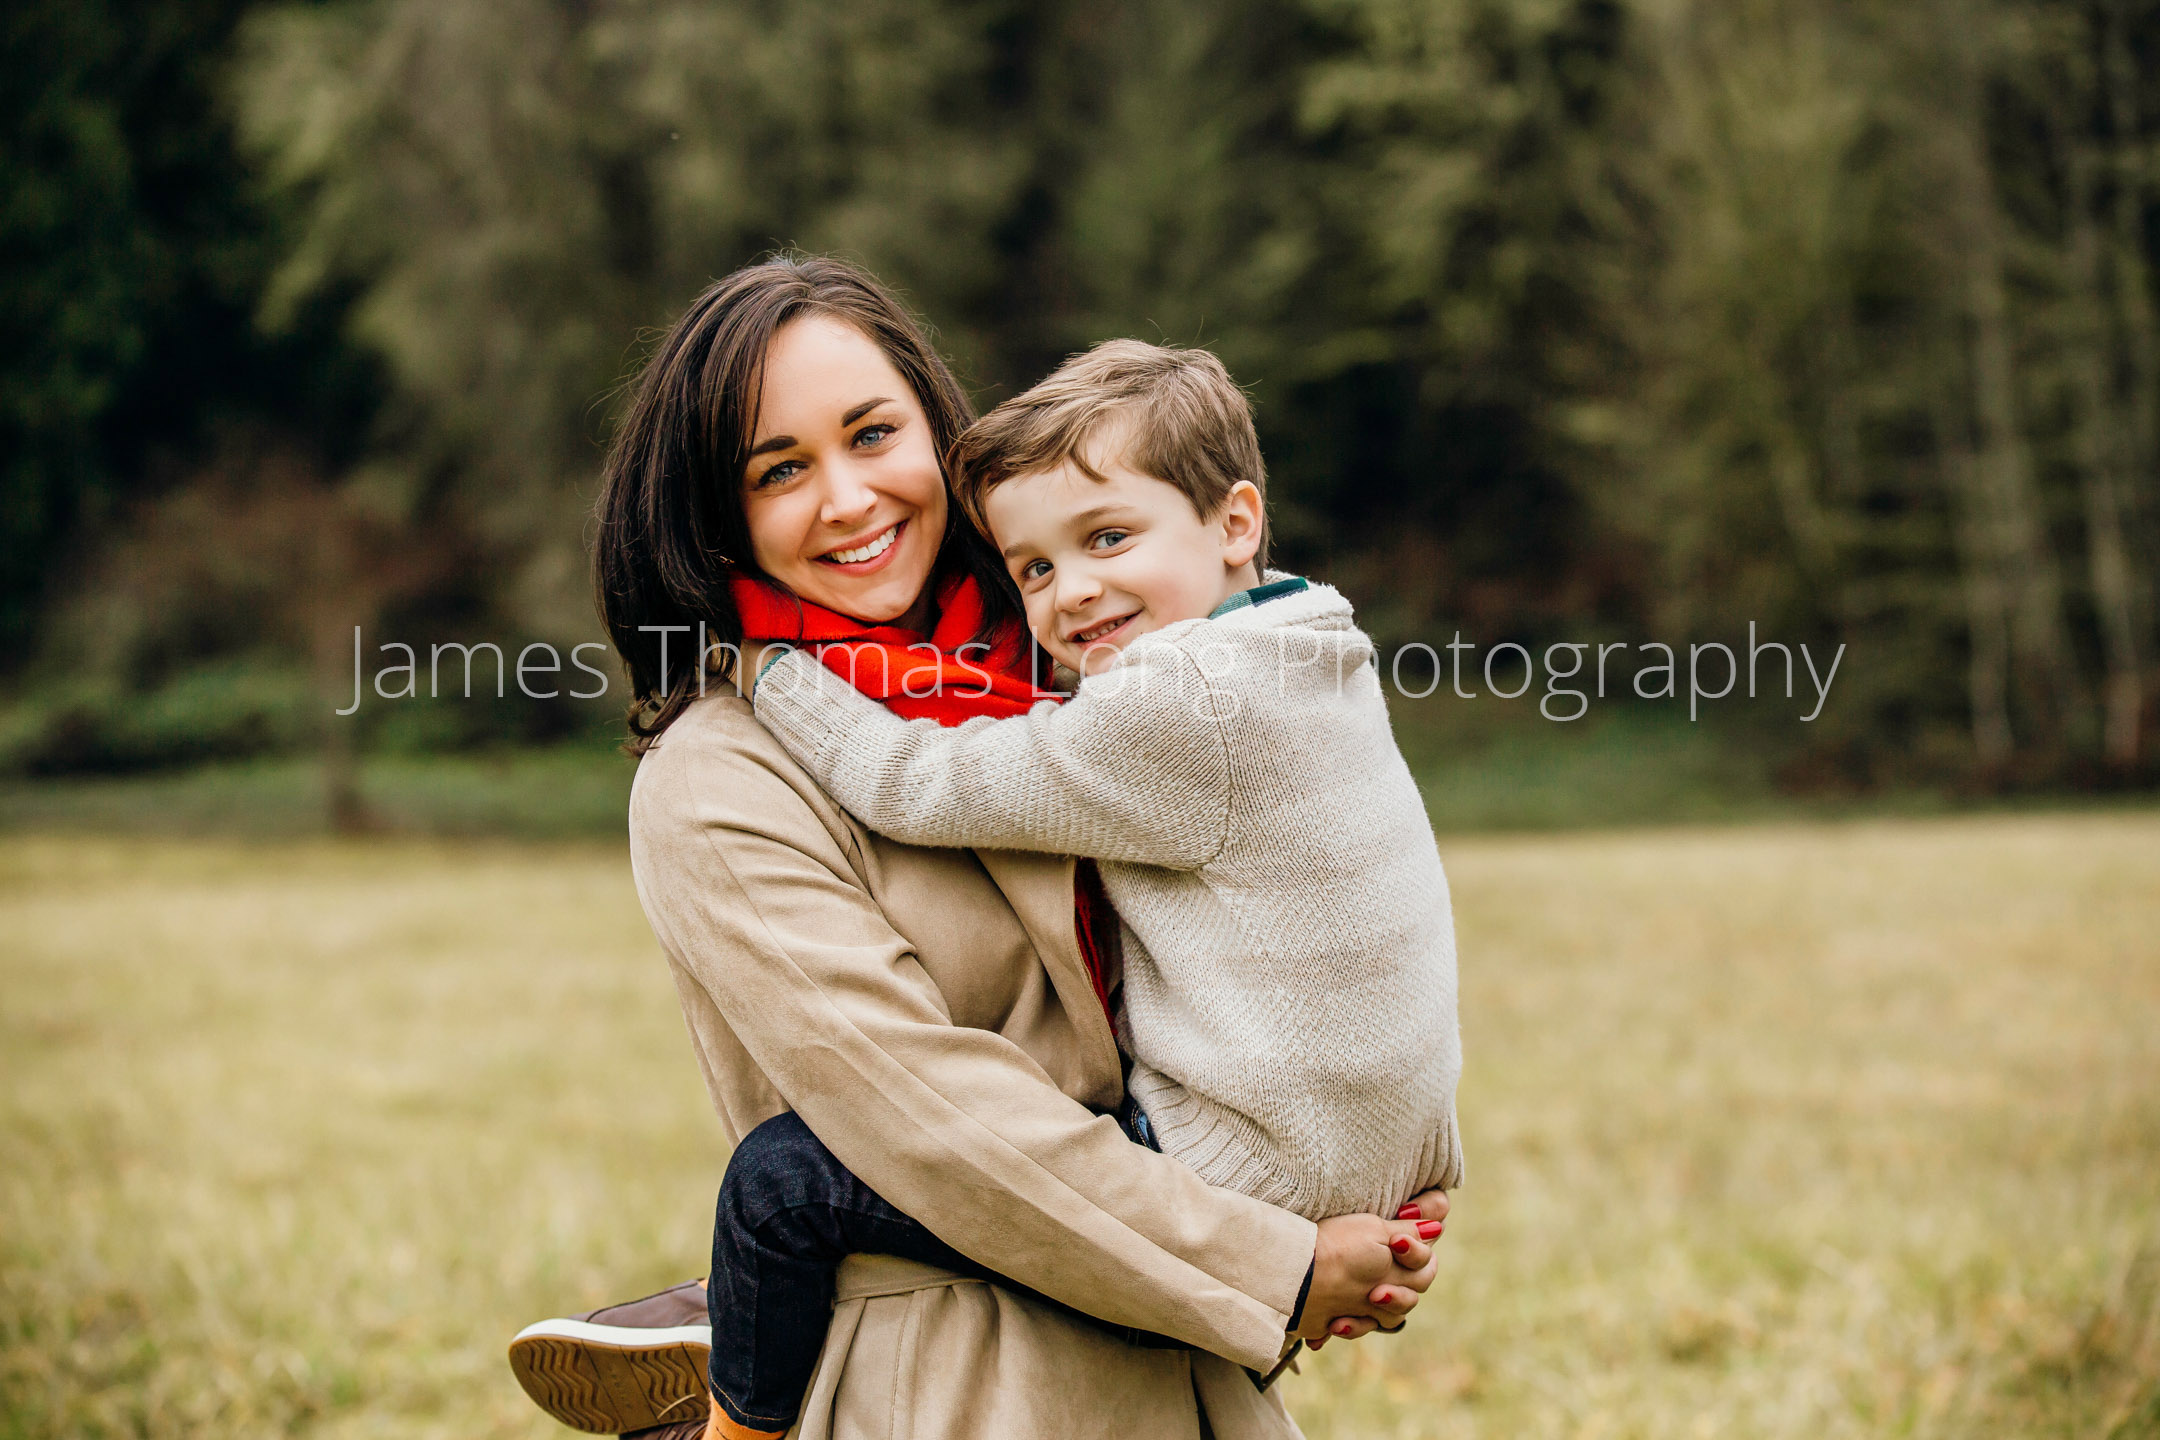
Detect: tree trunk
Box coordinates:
(1940, 22, 2086, 761)
(2062, 126, 2146, 769)
(312, 608, 374, 834)
(308, 512, 378, 836)
(1941, 419, 2016, 767)
(2101, 0, 2157, 759)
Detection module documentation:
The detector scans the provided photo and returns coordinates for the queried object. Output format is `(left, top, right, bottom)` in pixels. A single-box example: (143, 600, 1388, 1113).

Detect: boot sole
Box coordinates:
(508, 1318, 712, 1434)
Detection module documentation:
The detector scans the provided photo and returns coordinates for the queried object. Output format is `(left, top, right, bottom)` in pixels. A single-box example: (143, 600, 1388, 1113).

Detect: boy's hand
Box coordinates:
(1300, 1190, 1451, 1349)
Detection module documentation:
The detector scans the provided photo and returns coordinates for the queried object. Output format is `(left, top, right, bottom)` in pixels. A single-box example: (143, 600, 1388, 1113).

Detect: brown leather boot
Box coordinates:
(508, 1280, 711, 1434)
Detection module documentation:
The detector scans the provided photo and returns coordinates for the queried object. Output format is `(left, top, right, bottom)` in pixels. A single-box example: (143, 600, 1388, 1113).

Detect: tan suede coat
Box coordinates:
(627, 690, 1319, 1440)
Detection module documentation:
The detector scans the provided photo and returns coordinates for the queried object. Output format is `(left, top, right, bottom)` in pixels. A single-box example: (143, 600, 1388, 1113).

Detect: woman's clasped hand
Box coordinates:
(1296, 1189, 1451, 1347)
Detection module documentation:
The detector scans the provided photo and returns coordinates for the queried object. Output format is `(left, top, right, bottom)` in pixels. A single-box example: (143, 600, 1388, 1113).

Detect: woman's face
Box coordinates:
(741, 315, 948, 623)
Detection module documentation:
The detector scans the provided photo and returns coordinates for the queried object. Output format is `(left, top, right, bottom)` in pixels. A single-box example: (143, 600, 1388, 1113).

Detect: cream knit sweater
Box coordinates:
(752, 580, 1462, 1219)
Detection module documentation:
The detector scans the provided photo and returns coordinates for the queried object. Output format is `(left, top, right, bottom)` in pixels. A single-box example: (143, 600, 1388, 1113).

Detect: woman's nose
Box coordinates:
(818, 460, 878, 528)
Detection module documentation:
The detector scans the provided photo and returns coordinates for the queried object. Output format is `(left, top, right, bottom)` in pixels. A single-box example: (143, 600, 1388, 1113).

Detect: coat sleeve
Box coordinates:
(750, 645, 1229, 869)
(630, 720, 1314, 1372)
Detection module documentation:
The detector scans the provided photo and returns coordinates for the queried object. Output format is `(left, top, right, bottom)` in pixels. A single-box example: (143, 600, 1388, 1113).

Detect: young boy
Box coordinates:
(711, 340, 1462, 1437)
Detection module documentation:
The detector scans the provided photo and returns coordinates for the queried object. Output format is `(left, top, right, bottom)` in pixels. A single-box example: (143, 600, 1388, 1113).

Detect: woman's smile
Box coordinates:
(818, 520, 907, 572)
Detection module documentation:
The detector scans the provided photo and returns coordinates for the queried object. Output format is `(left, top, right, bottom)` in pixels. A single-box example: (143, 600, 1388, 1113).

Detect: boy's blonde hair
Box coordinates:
(951, 340, 1268, 566)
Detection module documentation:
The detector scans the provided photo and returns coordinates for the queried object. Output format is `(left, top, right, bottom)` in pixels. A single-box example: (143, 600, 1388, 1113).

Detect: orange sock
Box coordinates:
(705, 1395, 786, 1440)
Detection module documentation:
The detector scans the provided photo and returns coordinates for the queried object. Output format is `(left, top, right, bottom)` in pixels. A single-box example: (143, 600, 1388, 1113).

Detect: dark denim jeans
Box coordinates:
(706, 1104, 1165, 1432)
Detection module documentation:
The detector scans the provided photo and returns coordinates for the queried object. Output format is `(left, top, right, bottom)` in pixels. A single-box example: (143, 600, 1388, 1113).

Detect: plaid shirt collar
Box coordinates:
(1207, 574, 1310, 620)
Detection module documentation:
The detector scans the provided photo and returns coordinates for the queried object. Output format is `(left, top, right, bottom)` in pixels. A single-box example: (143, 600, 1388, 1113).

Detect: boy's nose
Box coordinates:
(1054, 568, 1102, 611)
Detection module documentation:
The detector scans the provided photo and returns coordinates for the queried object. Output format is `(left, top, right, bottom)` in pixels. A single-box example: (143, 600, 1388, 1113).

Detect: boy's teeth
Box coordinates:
(828, 526, 898, 564)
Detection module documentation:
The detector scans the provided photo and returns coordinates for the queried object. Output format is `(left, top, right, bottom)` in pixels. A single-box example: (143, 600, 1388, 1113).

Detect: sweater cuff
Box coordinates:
(1286, 1258, 1314, 1333)
(751, 642, 811, 697)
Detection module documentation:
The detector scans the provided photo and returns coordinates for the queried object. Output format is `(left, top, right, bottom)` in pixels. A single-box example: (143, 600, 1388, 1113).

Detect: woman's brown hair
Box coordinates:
(593, 254, 1017, 748)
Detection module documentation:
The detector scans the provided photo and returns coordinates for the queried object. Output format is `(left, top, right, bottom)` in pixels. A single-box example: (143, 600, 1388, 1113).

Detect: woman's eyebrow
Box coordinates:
(747, 397, 893, 460)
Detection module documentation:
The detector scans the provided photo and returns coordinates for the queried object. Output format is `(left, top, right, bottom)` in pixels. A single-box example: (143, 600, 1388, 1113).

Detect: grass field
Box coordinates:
(3, 814, 2157, 1438)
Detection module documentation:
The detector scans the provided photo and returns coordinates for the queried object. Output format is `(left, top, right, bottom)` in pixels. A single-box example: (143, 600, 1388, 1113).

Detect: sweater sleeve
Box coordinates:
(751, 645, 1231, 870)
(629, 722, 1316, 1370)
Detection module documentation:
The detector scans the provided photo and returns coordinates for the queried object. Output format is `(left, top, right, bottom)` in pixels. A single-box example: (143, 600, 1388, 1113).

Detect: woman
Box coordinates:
(576, 255, 1445, 1439)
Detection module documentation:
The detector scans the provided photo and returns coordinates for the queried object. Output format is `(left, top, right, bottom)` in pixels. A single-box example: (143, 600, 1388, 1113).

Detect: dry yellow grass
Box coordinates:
(2, 814, 2156, 1438)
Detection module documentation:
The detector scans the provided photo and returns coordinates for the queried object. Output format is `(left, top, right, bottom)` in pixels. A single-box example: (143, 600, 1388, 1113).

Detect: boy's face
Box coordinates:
(985, 434, 1264, 677)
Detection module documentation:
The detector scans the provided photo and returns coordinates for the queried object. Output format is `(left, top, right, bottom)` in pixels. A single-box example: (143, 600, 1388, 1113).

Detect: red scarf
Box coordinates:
(732, 571, 1119, 1023)
(732, 570, 1043, 723)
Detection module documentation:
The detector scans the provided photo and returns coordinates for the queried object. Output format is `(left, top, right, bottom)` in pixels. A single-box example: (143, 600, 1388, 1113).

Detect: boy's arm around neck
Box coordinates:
(751, 645, 1230, 869)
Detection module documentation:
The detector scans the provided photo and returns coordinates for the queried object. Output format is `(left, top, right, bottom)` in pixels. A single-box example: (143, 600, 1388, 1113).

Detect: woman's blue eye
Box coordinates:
(854, 423, 896, 448)
(753, 460, 804, 489)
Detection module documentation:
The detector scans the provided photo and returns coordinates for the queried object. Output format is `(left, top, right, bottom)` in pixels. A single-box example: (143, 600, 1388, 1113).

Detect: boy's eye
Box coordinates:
(1018, 559, 1051, 583)
(1089, 528, 1130, 550)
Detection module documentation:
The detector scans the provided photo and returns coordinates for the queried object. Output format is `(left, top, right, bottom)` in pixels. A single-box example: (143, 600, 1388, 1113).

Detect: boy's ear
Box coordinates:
(1218, 480, 1265, 569)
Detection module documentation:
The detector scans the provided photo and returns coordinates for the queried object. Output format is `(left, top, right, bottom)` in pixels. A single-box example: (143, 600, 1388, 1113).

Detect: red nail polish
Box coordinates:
(1332, 1320, 1354, 1337)
(1397, 1205, 1421, 1219)
(1389, 1236, 1411, 1255)
(1417, 1220, 1442, 1239)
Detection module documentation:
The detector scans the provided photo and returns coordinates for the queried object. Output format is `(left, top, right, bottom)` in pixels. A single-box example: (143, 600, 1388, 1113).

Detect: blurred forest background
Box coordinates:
(4, 0, 2159, 828)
